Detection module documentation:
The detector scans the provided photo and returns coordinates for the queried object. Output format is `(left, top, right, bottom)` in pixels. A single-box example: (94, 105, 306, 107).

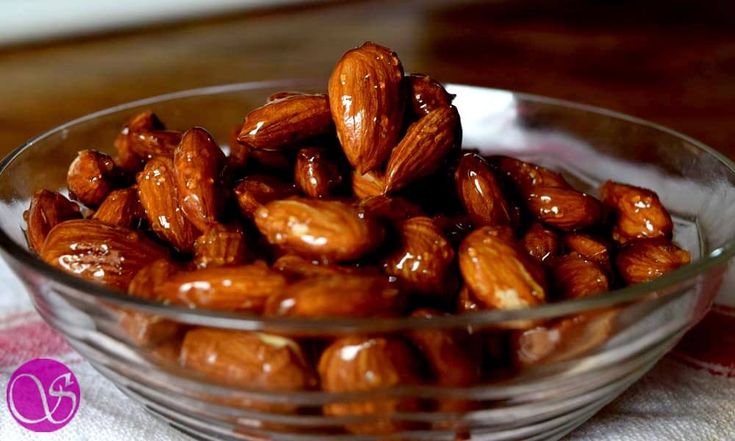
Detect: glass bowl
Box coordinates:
(1, 81, 734, 441)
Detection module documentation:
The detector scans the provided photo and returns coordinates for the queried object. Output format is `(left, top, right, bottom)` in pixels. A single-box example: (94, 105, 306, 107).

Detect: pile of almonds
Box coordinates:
(24, 42, 692, 433)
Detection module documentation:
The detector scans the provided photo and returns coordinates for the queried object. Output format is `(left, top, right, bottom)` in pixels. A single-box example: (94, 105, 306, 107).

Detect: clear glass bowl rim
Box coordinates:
(2, 79, 734, 333)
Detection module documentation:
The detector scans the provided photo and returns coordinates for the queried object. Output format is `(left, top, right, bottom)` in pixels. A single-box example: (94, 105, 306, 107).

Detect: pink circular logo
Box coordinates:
(6, 358, 80, 432)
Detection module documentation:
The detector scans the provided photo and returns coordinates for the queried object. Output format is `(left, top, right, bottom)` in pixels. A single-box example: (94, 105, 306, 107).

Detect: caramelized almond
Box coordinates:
(351, 170, 385, 199)
(113, 110, 163, 173)
(193, 224, 247, 269)
(67, 150, 121, 207)
(600, 180, 673, 243)
(616, 238, 690, 285)
(407, 73, 454, 117)
(549, 253, 609, 300)
(25, 190, 81, 252)
(92, 187, 145, 228)
(522, 223, 559, 262)
(526, 186, 602, 231)
(455, 152, 512, 226)
(233, 175, 296, 218)
(294, 147, 344, 198)
(563, 233, 612, 274)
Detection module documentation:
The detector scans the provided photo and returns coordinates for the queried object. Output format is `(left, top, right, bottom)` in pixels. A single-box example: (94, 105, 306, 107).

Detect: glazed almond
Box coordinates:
(563, 233, 612, 274)
(600, 180, 673, 243)
(233, 175, 296, 218)
(616, 238, 690, 285)
(407, 73, 454, 117)
(67, 150, 121, 207)
(254, 198, 383, 262)
(549, 253, 609, 300)
(128, 258, 180, 300)
(156, 263, 287, 312)
(174, 127, 226, 231)
(238, 94, 333, 150)
(129, 130, 183, 160)
(193, 224, 247, 269)
(273, 254, 367, 278)
(351, 170, 385, 199)
(455, 152, 512, 227)
(522, 223, 560, 262)
(113, 110, 163, 173)
(328, 42, 405, 173)
(40, 219, 168, 291)
(294, 147, 344, 198)
(318, 336, 422, 434)
(25, 190, 81, 252)
(383, 216, 455, 295)
(492, 156, 570, 195)
(384, 106, 460, 193)
(265, 274, 402, 317)
(92, 187, 145, 229)
(137, 156, 200, 253)
(459, 226, 546, 310)
(526, 186, 602, 231)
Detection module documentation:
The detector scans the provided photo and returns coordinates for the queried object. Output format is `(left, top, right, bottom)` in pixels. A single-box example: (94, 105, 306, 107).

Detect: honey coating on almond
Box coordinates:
(600, 180, 673, 243)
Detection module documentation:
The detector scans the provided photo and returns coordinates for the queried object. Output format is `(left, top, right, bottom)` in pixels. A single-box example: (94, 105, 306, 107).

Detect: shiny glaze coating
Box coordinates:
(600, 180, 673, 243)
(294, 147, 344, 198)
(24, 189, 82, 252)
(522, 223, 559, 262)
(526, 186, 602, 231)
(455, 152, 512, 227)
(67, 149, 121, 207)
(407, 73, 454, 117)
(616, 238, 690, 284)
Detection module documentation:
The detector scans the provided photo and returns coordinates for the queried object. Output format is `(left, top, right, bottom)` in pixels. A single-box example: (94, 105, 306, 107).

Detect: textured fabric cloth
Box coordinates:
(1, 257, 733, 440)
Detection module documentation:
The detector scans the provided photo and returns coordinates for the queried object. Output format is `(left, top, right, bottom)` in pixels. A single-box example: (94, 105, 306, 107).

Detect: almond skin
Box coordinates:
(265, 273, 402, 318)
(351, 170, 385, 199)
(92, 187, 145, 229)
(113, 110, 163, 173)
(294, 147, 344, 198)
(156, 263, 287, 312)
(137, 156, 200, 253)
(549, 253, 609, 300)
(318, 336, 423, 434)
(181, 328, 316, 392)
(328, 42, 405, 173)
(238, 93, 333, 150)
(615, 238, 690, 285)
(455, 152, 512, 227)
(526, 186, 602, 231)
(174, 127, 226, 231)
(40, 219, 169, 291)
(563, 233, 612, 274)
(382, 216, 455, 295)
(522, 223, 560, 262)
(67, 150, 121, 207)
(233, 175, 296, 219)
(24, 190, 81, 253)
(459, 226, 547, 310)
(193, 224, 248, 269)
(254, 198, 383, 262)
(492, 155, 570, 195)
(407, 73, 454, 117)
(600, 180, 673, 243)
(384, 106, 461, 193)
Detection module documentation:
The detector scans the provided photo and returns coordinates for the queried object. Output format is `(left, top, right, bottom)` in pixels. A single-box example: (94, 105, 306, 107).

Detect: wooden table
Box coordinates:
(1, 0, 734, 157)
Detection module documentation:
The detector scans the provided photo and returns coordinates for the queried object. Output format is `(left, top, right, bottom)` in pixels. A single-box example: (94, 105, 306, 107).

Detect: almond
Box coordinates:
(272, 254, 368, 279)
(384, 106, 461, 193)
(155, 263, 286, 312)
(265, 273, 402, 318)
(458, 226, 546, 310)
(358, 195, 423, 227)
(173, 127, 226, 231)
(294, 147, 344, 198)
(40, 219, 169, 291)
(318, 336, 423, 434)
(227, 124, 249, 169)
(600, 180, 673, 243)
(233, 175, 296, 219)
(549, 252, 609, 300)
(238, 94, 333, 150)
(181, 328, 316, 393)
(113, 110, 163, 173)
(455, 152, 512, 226)
(119, 311, 183, 349)
(351, 170, 385, 199)
(128, 258, 180, 299)
(407, 73, 454, 117)
(492, 155, 570, 195)
(615, 238, 690, 285)
(193, 224, 248, 269)
(563, 233, 612, 274)
(254, 198, 383, 262)
(382, 216, 455, 295)
(328, 42, 405, 173)
(92, 187, 145, 228)
(24, 190, 81, 253)
(526, 186, 602, 231)
(522, 223, 559, 262)
(128, 130, 183, 160)
(512, 310, 617, 367)
(407, 308, 480, 387)
(137, 156, 200, 253)
(67, 149, 121, 207)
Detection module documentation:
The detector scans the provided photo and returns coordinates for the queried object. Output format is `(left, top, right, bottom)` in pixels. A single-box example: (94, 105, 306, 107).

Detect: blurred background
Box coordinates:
(1, 0, 734, 156)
